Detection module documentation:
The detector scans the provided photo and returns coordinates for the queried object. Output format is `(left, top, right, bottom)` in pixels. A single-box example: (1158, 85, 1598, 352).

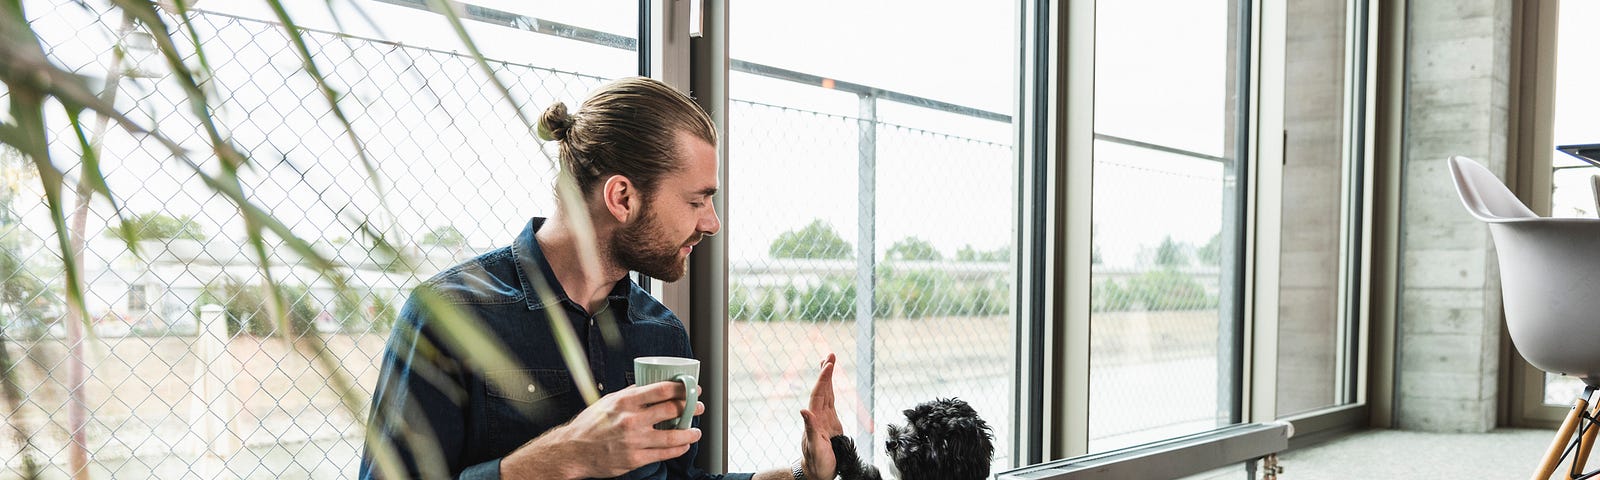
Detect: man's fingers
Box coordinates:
(642, 398, 694, 424)
(810, 356, 836, 409)
(801, 409, 816, 437)
(623, 380, 687, 407)
(636, 427, 703, 451)
(638, 399, 705, 426)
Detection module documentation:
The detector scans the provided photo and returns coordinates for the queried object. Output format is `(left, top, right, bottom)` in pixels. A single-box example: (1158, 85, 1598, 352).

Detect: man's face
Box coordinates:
(612, 132, 721, 282)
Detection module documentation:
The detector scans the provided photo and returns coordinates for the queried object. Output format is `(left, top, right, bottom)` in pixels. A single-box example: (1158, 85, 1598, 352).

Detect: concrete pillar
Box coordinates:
(1396, 0, 1514, 432)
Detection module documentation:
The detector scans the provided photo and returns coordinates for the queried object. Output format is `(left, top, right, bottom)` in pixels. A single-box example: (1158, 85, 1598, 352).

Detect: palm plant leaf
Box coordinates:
(0, 1, 620, 476)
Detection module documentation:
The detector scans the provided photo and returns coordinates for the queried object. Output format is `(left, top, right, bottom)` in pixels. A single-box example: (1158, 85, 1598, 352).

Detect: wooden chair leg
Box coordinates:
(1574, 404, 1600, 475)
(1536, 395, 1591, 480)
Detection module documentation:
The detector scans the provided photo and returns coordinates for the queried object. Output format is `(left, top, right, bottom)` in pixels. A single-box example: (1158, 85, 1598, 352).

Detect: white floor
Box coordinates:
(1273, 428, 1556, 479)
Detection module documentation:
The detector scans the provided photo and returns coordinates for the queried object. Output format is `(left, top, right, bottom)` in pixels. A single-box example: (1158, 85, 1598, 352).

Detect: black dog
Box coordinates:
(832, 398, 994, 480)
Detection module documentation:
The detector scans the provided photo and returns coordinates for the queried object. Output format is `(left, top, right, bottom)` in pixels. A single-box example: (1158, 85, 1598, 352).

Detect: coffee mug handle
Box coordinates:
(673, 374, 698, 430)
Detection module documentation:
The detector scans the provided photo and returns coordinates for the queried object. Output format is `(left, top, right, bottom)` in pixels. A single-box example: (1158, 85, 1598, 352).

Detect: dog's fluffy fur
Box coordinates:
(831, 398, 994, 480)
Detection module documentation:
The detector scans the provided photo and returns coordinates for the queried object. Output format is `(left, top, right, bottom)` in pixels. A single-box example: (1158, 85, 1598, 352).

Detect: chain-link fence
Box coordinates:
(1088, 146, 1231, 452)
(4, 2, 608, 477)
(3, 1, 1237, 477)
(723, 92, 1019, 470)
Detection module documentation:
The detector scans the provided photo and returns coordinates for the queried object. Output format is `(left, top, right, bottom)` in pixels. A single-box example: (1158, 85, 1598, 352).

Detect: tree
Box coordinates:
(1154, 235, 1189, 268)
(1197, 231, 1223, 266)
(106, 211, 205, 242)
(202, 281, 316, 337)
(956, 244, 1011, 262)
(886, 237, 942, 262)
(0, 230, 55, 337)
(1128, 269, 1213, 311)
(0, 149, 57, 337)
(769, 219, 853, 259)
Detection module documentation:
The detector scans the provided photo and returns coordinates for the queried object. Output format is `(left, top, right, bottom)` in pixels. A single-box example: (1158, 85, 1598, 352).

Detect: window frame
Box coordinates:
(679, 0, 1386, 472)
(1504, 0, 1563, 429)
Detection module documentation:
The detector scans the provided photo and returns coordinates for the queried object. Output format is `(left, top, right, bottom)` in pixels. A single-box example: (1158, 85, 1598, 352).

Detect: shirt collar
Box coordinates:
(512, 217, 635, 320)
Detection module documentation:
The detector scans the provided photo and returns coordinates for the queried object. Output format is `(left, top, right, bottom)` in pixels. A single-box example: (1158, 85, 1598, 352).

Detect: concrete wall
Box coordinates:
(1396, 0, 1514, 432)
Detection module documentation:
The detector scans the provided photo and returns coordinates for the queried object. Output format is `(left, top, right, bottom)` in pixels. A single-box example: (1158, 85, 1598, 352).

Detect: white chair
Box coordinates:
(1449, 155, 1600, 479)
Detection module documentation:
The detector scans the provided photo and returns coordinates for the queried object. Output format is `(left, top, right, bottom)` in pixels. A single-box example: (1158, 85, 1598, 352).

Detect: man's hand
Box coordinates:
(800, 354, 843, 480)
(501, 381, 706, 480)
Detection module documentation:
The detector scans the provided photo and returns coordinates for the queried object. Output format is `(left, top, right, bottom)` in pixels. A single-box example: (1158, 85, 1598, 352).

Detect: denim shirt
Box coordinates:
(359, 218, 752, 480)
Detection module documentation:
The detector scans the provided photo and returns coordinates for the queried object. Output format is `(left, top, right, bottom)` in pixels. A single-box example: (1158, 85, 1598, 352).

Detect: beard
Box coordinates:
(612, 203, 701, 282)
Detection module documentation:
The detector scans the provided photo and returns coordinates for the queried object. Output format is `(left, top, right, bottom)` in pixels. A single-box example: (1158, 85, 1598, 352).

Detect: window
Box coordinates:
(725, 0, 1023, 471)
(1088, 0, 1247, 451)
(1276, 0, 1366, 417)
(128, 284, 148, 312)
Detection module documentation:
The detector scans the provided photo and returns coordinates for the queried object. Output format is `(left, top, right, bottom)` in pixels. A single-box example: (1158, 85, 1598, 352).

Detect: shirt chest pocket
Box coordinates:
(483, 369, 578, 441)
(485, 369, 573, 403)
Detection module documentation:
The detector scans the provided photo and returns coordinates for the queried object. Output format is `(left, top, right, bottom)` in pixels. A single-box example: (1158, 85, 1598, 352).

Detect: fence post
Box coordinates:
(854, 92, 877, 462)
(189, 304, 239, 463)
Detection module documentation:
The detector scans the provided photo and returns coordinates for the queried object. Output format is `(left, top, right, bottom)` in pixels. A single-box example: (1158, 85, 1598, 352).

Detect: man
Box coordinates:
(359, 77, 843, 479)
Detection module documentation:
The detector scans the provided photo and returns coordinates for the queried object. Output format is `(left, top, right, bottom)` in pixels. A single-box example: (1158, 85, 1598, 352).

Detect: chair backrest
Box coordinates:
(1448, 155, 1536, 222)
(1448, 155, 1600, 385)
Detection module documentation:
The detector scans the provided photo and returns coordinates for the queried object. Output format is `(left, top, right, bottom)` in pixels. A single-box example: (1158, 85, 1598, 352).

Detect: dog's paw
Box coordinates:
(829, 435, 881, 480)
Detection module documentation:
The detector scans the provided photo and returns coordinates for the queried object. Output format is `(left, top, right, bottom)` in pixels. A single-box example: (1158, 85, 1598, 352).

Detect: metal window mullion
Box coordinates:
(1058, 0, 1095, 460)
(1217, 0, 1255, 428)
(687, 0, 728, 473)
(1016, 0, 1056, 466)
(1336, 0, 1372, 409)
(1246, 0, 1286, 426)
(854, 93, 878, 463)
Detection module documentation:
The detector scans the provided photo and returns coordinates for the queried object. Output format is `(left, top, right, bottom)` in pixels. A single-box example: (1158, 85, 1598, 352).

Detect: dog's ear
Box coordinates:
(830, 435, 882, 480)
(947, 414, 996, 479)
(898, 398, 996, 480)
(947, 398, 997, 480)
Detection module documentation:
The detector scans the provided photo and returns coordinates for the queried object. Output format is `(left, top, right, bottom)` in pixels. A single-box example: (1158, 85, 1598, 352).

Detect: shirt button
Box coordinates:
(526, 384, 537, 393)
(598, 382, 605, 390)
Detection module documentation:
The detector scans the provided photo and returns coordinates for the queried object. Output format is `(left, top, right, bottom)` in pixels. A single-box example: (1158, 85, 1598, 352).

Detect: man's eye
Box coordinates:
(690, 202, 705, 208)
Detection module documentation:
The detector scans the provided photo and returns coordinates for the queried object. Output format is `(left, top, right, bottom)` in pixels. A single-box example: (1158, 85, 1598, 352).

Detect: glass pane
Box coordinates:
(1552, 168, 1599, 219)
(1276, 0, 1359, 417)
(1089, 0, 1244, 452)
(1092, 0, 1230, 157)
(4, 0, 636, 477)
(1546, 372, 1586, 405)
(727, 0, 1020, 472)
(1546, 0, 1600, 403)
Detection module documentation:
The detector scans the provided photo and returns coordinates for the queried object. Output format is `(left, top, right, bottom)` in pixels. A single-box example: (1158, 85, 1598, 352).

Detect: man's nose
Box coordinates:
(701, 205, 721, 237)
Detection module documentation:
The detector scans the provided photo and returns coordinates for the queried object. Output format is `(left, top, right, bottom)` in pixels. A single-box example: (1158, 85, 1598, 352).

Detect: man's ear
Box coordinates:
(601, 174, 638, 222)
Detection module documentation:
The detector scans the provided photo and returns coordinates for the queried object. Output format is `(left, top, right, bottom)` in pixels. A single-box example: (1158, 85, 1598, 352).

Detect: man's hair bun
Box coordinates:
(537, 102, 575, 141)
